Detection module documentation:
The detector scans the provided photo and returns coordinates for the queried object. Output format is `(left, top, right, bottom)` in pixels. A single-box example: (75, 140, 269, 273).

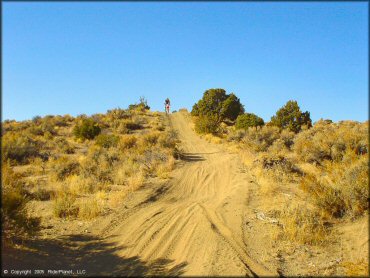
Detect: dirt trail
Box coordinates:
(99, 112, 276, 276)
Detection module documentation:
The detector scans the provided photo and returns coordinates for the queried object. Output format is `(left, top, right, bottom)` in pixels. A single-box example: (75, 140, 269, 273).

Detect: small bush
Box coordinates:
(127, 171, 145, 191)
(125, 120, 143, 130)
(235, 113, 264, 130)
(278, 204, 330, 245)
(158, 131, 178, 149)
(95, 134, 119, 148)
(77, 197, 102, 219)
(2, 132, 41, 164)
(73, 119, 101, 141)
(107, 108, 130, 121)
(194, 115, 220, 134)
(53, 191, 78, 218)
(128, 96, 150, 111)
(226, 129, 246, 142)
(141, 132, 160, 147)
(118, 135, 137, 150)
(66, 175, 96, 195)
(270, 100, 312, 133)
(55, 138, 75, 154)
(50, 156, 80, 181)
(241, 126, 280, 152)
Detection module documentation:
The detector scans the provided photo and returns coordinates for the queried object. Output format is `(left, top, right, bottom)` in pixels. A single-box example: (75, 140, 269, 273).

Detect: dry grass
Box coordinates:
(127, 171, 145, 191)
(276, 204, 331, 245)
(77, 196, 103, 220)
(53, 191, 78, 219)
(109, 190, 128, 208)
(2, 107, 179, 240)
(340, 258, 369, 276)
(230, 120, 368, 246)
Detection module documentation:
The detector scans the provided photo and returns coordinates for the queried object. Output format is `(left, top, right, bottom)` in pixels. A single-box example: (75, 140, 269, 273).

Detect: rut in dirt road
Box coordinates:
(104, 112, 277, 276)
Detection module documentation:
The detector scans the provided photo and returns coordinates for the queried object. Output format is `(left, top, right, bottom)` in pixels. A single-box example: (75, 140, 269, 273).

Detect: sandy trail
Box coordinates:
(100, 112, 276, 276)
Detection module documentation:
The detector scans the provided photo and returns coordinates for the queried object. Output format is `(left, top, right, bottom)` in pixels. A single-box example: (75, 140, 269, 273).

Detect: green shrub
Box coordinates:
(235, 113, 264, 130)
(73, 119, 101, 140)
(95, 134, 119, 148)
(194, 115, 220, 134)
(191, 89, 244, 122)
(270, 100, 312, 133)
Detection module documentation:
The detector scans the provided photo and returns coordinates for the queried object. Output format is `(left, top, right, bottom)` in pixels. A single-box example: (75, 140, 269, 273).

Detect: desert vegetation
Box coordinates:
(2, 98, 179, 243)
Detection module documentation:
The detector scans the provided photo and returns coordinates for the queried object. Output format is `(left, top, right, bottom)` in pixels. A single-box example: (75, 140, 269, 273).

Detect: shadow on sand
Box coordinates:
(3, 234, 187, 276)
(179, 153, 205, 162)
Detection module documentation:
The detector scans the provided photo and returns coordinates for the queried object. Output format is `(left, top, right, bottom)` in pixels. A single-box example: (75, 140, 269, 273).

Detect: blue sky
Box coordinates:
(3, 2, 368, 122)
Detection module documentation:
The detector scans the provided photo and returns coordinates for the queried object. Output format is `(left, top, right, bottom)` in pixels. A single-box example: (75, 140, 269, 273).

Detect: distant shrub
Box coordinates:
(128, 96, 150, 111)
(32, 115, 42, 123)
(2, 132, 41, 164)
(55, 138, 75, 154)
(141, 132, 160, 147)
(270, 100, 312, 133)
(95, 134, 119, 148)
(235, 113, 264, 130)
(41, 120, 56, 135)
(107, 108, 130, 120)
(73, 119, 101, 140)
(226, 129, 246, 142)
(241, 126, 281, 152)
(27, 125, 44, 136)
(191, 88, 244, 122)
(118, 135, 138, 150)
(50, 156, 80, 181)
(123, 120, 142, 131)
(194, 115, 220, 135)
(158, 130, 178, 149)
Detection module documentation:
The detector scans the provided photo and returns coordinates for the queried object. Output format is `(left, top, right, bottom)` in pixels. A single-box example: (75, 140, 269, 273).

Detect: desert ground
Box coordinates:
(3, 111, 368, 276)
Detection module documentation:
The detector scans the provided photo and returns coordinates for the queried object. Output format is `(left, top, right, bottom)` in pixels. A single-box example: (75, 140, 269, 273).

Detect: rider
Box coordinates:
(164, 98, 170, 113)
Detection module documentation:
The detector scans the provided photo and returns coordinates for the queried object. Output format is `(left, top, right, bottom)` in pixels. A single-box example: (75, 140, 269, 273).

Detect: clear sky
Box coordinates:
(3, 2, 368, 122)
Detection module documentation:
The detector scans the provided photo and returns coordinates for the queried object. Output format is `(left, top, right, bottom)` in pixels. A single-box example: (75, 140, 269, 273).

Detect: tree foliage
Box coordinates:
(235, 113, 265, 130)
(270, 100, 312, 133)
(191, 89, 244, 123)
